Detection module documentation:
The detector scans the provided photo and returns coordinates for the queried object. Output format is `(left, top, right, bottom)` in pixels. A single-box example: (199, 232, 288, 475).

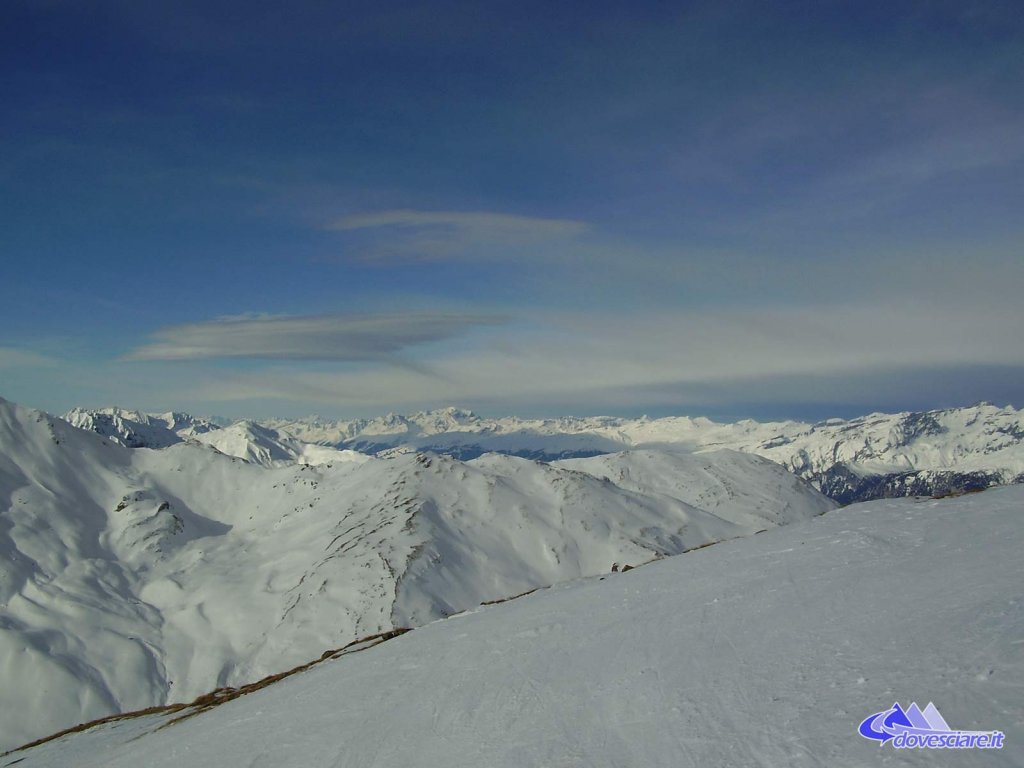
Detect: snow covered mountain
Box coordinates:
(555, 449, 831, 531)
(63, 409, 364, 467)
(189, 421, 368, 467)
(0, 396, 831, 752)
(263, 403, 1024, 503)
(10, 485, 1021, 768)
(63, 406, 222, 449)
(65, 402, 1024, 503)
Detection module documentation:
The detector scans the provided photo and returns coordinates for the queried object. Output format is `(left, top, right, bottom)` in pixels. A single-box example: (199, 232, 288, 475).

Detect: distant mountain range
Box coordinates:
(65, 402, 1024, 504)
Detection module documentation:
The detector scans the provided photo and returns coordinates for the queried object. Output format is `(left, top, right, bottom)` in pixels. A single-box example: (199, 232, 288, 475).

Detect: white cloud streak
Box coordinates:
(125, 312, 505, 362)
(0, 347, 59, 369)
(325, 209, 589, 263)
(330, 209, 587, 237)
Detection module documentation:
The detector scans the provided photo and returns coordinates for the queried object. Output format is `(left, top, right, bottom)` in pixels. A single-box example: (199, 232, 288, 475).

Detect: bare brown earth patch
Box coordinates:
(5, 628, 412, 756)
(480, 587, 540, 606)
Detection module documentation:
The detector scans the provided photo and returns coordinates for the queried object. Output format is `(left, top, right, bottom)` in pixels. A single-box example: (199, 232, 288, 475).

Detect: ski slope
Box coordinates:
(0, 396, 831, 751)
(10, 486, 1022, 768)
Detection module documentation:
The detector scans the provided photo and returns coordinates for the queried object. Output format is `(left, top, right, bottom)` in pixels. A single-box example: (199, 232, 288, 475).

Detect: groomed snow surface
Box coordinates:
(8, 486, 1023, 768)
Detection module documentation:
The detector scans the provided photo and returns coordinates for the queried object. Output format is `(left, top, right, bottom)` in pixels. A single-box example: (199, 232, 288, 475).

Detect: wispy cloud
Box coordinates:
(0, 347, 59, 369)
(325, 209, 589, 263)
(331, 210, 588, 236)
(125, 312, 505, 362)
(174, 299, 1024, 410)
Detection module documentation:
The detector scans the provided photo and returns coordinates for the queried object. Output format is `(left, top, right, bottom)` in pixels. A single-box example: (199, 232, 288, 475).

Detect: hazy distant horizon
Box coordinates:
(19, 378, 1022, 427)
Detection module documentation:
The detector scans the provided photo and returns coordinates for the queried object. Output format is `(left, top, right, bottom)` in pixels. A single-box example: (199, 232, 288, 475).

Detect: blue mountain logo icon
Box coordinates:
(859, 702, 1005, 750)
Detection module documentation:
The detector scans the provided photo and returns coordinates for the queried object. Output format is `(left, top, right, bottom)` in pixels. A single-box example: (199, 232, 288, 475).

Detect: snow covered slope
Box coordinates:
(555, 449, 830, 530)
(63, 406, 220, 448)
(63, 408, 365, 466)
(0, 396, 829, 751)
(189, 420, 368, 467)
(11, 486, 1021, 768)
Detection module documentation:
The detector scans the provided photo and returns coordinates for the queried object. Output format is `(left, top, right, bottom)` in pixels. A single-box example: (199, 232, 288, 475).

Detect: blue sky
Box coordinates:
(2, 0, 1022, 420)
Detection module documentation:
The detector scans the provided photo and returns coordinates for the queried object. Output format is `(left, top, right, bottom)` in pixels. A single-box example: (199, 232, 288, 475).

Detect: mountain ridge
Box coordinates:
(64, 401, 1024, 503)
